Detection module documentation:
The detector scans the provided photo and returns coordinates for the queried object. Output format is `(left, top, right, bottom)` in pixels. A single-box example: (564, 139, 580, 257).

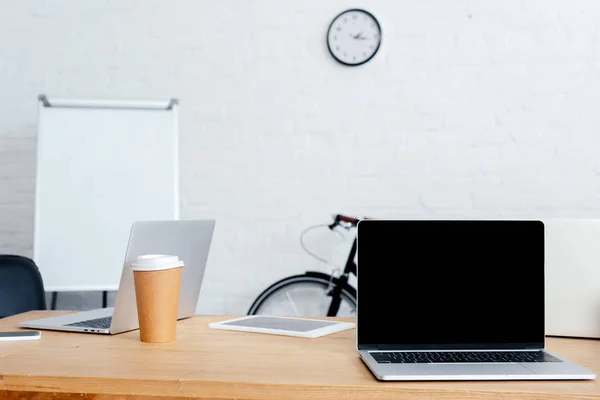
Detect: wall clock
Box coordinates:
(326, 9, 382, 66)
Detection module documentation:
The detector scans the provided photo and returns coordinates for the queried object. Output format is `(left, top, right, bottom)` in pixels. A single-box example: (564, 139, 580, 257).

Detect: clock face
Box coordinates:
(327, 9, 382, 66)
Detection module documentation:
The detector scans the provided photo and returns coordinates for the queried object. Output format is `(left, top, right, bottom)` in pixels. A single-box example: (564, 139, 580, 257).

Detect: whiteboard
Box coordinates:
(34, 95, 179, 291)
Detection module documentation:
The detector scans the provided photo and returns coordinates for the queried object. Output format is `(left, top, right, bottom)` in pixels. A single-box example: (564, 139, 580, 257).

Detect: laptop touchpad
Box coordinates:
(421, 363, 535, 377)
(377, 363, 535, 377)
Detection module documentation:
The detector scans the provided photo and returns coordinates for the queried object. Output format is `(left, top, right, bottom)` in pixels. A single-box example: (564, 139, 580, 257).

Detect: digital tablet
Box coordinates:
(208, 315, 355, 338)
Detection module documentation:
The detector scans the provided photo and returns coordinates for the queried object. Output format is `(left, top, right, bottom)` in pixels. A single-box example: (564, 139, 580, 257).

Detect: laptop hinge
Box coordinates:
(360, 343, 545, 351)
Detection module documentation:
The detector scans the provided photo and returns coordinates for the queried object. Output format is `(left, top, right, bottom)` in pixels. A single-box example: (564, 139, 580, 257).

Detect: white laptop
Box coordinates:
(544, 218, 600, 339)
(356, 219, 595, 381)
(20, 219, 215, 334)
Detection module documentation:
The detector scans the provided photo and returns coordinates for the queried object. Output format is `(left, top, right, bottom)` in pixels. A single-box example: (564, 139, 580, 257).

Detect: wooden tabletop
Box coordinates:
(1, 311, 599, 400)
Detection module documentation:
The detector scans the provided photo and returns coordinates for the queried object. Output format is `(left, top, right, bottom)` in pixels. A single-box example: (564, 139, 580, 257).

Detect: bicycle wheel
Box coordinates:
(248, 273, 356, 317)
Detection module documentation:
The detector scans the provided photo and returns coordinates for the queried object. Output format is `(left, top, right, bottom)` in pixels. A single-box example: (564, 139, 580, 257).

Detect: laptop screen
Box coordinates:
(357, 220, 545, 350)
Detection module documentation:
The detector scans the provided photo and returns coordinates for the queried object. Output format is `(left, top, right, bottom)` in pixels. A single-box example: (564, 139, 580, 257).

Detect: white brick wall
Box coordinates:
(2, 0, 600, 314)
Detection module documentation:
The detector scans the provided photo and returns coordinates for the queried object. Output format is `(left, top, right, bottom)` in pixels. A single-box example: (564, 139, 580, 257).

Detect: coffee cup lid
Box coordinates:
(131, 255, 184, 271)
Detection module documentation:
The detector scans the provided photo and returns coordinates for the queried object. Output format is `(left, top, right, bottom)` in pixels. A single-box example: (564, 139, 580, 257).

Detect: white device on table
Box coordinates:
(19, 219, 215, 335)
(0, 331, 41, 341)
(209, 315, 355, 338)
(544, 218, 600, 339)
(356, 219, 596, 381)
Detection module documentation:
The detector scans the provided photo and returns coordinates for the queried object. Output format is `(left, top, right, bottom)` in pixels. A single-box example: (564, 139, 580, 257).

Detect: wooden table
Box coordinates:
(1, 311, 599, 399)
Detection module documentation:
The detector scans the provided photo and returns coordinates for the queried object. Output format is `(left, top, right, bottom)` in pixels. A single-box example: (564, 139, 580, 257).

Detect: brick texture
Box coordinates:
(1, 0, 600, 314)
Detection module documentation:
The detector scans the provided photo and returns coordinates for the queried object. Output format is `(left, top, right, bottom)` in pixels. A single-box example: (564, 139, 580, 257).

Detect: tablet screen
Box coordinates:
(220, 316, 338, 332)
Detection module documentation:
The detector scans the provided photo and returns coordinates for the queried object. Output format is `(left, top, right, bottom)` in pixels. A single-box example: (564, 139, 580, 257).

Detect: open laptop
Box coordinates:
(544, 218, 600, 339)
(20, 219, 215, 334)
(356, 219, 596, 381)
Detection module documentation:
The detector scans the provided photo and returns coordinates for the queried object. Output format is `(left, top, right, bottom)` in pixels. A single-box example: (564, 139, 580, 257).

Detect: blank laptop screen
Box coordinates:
(357, 220, 545, 350)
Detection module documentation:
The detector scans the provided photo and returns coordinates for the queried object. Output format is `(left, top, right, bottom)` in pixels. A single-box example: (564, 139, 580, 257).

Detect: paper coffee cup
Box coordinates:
(132, 255, 184, 343)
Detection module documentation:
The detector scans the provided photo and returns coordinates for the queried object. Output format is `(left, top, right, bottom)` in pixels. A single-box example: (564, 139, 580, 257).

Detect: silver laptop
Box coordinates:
(20, 219, 215, 334)
(544, 218, 600, 339)
(356, 219, 596, 381)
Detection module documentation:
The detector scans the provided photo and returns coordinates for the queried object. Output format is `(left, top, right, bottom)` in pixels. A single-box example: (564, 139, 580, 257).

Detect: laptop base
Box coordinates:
(360, 350, 596, 381)
(20, 308, 113, 334)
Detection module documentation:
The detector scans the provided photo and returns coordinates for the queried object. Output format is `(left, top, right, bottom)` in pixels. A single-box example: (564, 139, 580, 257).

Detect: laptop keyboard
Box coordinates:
(65, 316, 112, 329)
(371, 351, 562, 364)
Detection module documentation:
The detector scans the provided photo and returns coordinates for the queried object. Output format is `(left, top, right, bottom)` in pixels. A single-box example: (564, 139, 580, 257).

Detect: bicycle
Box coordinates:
(247, 214, 362, 317)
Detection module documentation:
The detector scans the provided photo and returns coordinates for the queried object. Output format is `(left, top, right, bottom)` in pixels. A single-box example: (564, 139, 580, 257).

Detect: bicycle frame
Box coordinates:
(324, 214, 359, 316)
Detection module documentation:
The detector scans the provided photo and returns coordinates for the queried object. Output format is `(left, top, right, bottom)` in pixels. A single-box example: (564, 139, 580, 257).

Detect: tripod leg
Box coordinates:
(102, 291, 108, 308)
(51, 292, 58, 310)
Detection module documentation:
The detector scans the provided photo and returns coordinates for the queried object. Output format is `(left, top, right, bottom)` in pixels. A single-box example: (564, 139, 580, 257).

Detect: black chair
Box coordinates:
(0, 255, 47, 318)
